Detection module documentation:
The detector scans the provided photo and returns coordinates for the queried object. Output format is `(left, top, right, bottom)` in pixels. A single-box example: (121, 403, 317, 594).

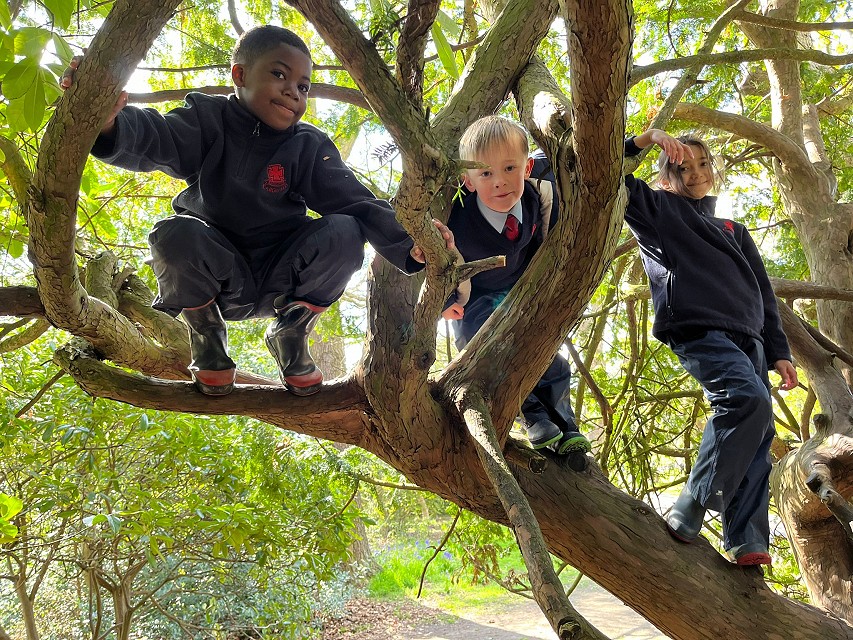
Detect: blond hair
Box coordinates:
(459, 115, 529, 162)
(656, 135, 721, 197)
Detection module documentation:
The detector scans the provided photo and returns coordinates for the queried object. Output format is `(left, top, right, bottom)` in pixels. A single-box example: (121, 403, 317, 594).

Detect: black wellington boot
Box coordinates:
(181, 302, 237, 396)
(265, 300, 327, 396)
(666, 485, 707, 543)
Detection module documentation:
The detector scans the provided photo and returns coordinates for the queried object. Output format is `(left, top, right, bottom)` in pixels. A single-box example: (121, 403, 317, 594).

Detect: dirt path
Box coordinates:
(323, 579, 670, 640)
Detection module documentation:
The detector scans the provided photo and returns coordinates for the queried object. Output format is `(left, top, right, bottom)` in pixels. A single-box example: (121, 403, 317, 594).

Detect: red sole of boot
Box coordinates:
(193, 369, 236, 396)
(736, 552, 771, 566)
(285, 370, 323, 396)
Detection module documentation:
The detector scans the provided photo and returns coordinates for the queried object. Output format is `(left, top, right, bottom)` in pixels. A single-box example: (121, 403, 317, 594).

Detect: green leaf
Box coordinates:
(13, 27, 52, 59)
(4, 97, 28, 132)
(106, 513, 122, 534)
(39, 67, 62, 103)
(431, 23, 459, 80)
(51, 34, 74, 65)
(0, 0, 11, 30)
(436, 10, 461, 39)
(42, 0, 76, 30)
(2, 60, 38, 100)
(83, 513, 107, 527)
(0, 521, 18, 543)
(23, 81, 46, 132)
(7, 237, 23, 258)
(0, 494, 23, 520)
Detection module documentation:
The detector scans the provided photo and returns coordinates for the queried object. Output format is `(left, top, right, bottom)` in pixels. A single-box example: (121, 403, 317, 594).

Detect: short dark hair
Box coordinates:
(232, 25, 311, 65)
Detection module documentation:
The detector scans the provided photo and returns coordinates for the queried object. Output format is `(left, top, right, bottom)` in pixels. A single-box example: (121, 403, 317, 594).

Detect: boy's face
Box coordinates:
(462, 143, 534, 213)
(232, 43, 312, 131)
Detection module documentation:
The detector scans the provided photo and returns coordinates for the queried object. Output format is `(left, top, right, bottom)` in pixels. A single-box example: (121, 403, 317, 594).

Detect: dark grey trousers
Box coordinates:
(148, 214, 365, 320)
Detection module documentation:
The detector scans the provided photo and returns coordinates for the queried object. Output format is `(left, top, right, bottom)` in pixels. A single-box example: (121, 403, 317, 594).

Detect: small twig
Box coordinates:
(15, 370, 66, 418)
(458, 389, 609, 640)
(417, 508, 461, 598)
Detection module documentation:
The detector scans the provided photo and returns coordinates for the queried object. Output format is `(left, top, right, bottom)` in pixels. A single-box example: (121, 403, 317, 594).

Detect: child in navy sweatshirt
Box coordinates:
(66, 26, 452, 396)
(625, 128, 798, 566)
(443, 115, 590, 460)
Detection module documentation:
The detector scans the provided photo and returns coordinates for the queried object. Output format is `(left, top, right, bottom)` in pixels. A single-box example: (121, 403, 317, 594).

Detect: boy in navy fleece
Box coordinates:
(443, 115, 590, 458)
(624, 128, 798, 566)
(65, 26, 452, 396)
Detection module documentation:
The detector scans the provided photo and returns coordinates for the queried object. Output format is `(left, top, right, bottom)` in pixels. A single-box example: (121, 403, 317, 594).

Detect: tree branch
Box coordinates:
(287, 0, 436, 159)
(735, 10, 853, 32)
(458, 387, 607, 640)
(673, 102, 818, 180)
(396, 0, 440, 105)
(432, 0, 560, 145)
(631, 48, 853, 86)
(52, 343, 373, 446)
(27, 0, 188, 379)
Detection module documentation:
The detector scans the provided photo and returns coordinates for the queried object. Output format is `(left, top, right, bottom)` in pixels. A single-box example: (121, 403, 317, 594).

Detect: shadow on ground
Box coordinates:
(322, 580, 669, 640)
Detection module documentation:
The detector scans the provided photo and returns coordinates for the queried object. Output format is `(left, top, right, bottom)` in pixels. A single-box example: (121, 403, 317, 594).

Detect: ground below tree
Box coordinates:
(321, 579, 667, 639)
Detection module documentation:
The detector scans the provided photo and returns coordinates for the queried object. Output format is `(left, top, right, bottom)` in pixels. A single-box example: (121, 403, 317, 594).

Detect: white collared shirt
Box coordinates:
(476, 195, 523, 233)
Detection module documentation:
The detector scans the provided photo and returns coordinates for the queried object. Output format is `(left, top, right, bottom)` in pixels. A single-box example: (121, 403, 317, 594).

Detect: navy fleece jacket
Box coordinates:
(624, 137, 791, 365)
(91, 92, 419, 272)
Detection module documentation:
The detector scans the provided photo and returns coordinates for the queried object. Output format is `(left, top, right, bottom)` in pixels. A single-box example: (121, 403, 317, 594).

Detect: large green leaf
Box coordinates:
(21, 79, 46, 132)
(431, 22, 459, 80)
(13, 27, 52, 59)
(42, 0, 76, 30)
(2, 59, 37, 99)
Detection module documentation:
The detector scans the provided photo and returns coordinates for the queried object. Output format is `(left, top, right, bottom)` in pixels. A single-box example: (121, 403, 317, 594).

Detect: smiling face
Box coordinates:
(462, 143, 535, 213)
(675, 145, 714, 199)
(232, 43, 312, 131)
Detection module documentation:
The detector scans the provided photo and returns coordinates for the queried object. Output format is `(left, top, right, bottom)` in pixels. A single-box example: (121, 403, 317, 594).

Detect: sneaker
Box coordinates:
(526, 419, 563, 450)
(549, 432, 592, 456)
(729, 543, 772, 566)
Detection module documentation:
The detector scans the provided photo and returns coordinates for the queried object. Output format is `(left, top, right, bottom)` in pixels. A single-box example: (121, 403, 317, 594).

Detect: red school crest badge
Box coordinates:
(723, 220, 735, 234)
(263, 164, 287, 193)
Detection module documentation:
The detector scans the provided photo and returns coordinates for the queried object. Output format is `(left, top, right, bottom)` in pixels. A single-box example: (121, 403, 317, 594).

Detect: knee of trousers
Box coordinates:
(149, 216, 220, 259)
(316, 215, 365, 270)
(723, 386, 772, 425)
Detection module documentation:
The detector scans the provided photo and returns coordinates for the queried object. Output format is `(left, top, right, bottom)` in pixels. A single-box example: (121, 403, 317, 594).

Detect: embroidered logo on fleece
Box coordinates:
(263, 164, 287, 193)
(723, 220, 735, 234)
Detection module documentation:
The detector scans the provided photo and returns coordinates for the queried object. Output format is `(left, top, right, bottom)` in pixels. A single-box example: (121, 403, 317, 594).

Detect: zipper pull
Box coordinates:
(252, 122, 260, 137)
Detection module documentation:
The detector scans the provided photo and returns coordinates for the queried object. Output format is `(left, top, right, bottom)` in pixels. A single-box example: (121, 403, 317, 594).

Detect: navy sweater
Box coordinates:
(91, 92, 418, 272)
(624, 137, 791, 365)
(446, 178, 553, 305)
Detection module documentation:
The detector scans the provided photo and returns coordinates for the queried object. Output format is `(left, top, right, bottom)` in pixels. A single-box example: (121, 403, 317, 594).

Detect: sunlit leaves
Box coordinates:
(0, 493, 23, 542)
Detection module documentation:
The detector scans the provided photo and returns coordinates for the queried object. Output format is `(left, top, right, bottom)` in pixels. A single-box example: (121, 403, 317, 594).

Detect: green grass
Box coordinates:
(367, 539, 579, 617)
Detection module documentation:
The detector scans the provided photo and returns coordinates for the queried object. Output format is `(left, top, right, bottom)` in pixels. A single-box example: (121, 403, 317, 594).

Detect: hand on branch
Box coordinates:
(410, 218, 456, 263)
(60, 54, 128, 136)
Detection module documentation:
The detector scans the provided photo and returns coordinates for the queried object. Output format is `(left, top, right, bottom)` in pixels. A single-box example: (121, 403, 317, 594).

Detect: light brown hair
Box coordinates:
(459, 115, 529, 162)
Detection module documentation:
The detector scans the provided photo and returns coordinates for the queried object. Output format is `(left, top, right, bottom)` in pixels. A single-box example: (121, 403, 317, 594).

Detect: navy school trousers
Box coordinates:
(669, 329, 774, 552)
(453, 291, 579, 435)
